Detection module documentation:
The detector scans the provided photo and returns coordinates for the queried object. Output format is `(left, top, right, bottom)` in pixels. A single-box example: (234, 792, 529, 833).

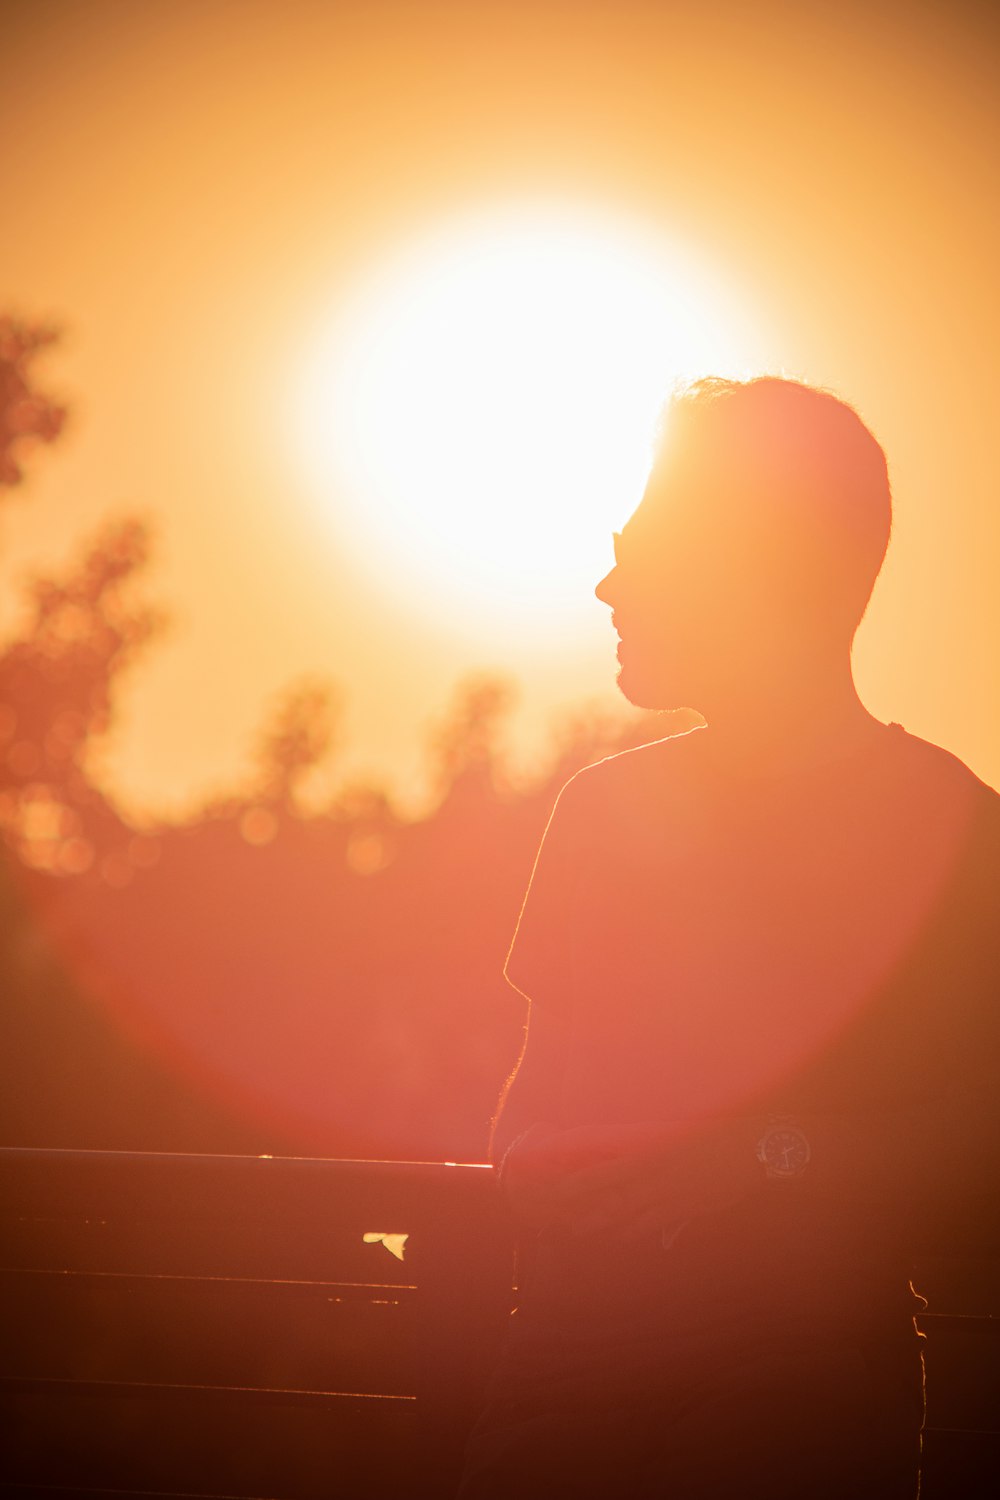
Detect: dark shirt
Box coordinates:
(502, 721, 1000, 1341)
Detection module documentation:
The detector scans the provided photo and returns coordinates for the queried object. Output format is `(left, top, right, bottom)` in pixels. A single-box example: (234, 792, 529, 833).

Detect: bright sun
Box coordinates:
(290, 204, 759, 639)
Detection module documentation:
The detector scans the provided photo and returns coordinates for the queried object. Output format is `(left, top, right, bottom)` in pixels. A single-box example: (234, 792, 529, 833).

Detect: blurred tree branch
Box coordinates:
(252, 677, 341, 809)
(0, 520, 164, 872)
(430, 673, 517, 802)
(0, 317, 67, 490)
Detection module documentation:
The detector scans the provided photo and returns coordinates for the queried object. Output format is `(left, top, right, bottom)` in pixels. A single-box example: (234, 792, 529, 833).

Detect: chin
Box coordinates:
(615, 662, 680, 712)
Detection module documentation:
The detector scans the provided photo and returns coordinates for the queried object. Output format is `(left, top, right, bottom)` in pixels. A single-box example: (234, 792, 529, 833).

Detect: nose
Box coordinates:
(594, 566, 616, 606)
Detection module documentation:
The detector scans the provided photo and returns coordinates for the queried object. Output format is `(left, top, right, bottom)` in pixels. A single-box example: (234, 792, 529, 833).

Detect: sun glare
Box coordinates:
(289, 205, 758, 638)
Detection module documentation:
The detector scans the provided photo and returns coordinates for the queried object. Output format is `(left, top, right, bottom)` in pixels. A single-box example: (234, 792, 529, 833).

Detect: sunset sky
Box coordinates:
(2, 0, 998, 820)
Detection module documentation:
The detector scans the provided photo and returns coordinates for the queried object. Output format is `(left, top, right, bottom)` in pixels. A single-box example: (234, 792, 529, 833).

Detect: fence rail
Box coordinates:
(0, 1147, 996, 1498)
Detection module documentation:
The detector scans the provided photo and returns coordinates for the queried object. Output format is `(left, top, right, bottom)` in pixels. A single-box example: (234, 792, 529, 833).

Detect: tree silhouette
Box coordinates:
(0, 316, 67, 490)
(252, 677, 341, 809)
(430, 673, 516, 801)
(0, 519, 162, 875)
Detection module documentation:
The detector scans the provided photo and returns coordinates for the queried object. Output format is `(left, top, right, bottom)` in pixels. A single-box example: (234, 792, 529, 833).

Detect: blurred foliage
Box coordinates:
(0, 519, 163, 876)
(429, 672, 516, 799)
(252, 677, 341, 809)
(0, 317, 663, 1162)
(0, 316, 67, 489)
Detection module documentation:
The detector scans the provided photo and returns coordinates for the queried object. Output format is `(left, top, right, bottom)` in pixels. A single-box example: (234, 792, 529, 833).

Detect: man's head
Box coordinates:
(594, 376, 892, 713)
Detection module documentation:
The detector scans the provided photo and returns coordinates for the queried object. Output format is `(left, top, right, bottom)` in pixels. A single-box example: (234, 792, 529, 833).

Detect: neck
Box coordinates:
(697, 659, 882, 782)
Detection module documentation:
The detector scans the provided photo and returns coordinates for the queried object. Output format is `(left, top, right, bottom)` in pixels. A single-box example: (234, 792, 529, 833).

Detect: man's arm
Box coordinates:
(489, 772, 640, 1207)
(486, 999, 567, 1169)
(489, 996, 683, 1232)
(792, 1091, 1000, 1237)
(544, 1085, 1000, 1249)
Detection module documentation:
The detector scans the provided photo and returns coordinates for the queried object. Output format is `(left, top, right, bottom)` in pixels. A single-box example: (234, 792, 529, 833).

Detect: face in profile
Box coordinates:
(594, 459, 797, 714)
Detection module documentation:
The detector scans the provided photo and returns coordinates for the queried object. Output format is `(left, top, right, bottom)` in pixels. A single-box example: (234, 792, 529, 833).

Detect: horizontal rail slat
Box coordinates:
(911, 1256, 1000, 1318)
(1, 1212, 433, 1283)
(0, 1147, 501, 1228)
(0, 1146, 517, 1295)
(2, 1380, 430, 1498)
(0, 1374, 416, 1403)
(0, 1270, 423, 1396)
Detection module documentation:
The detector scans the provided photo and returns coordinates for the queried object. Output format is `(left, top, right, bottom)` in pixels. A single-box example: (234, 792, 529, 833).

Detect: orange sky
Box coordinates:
(2, 0, 998, 818)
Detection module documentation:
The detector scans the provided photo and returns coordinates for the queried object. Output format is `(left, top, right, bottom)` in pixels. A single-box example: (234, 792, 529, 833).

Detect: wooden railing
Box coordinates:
(0, 1147, 996, 1498)
(0, 1147, 516, 1499)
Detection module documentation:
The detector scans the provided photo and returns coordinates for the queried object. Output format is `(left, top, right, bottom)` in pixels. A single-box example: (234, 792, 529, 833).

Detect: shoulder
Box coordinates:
(548, 724, 704, 835)
(551, 720, 701, 816)
(889, 723, 999, 817)
(887, 725, 1000, 891)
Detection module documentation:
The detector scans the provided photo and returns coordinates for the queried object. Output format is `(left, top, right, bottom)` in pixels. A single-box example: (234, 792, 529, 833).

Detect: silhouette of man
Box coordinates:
(455, 378, 999, 1499)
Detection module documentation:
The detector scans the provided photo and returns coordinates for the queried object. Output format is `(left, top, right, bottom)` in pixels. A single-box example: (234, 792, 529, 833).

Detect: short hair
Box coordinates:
(653, 376, 892, 634)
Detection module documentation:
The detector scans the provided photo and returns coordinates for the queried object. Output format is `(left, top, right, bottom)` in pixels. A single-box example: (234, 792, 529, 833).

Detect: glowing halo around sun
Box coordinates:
(289, 205, 761, 637)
